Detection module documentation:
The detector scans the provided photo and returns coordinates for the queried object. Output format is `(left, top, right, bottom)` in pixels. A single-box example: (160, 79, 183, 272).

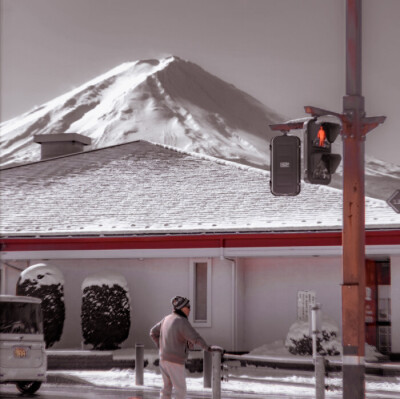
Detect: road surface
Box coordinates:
(0, 383, 314, 399)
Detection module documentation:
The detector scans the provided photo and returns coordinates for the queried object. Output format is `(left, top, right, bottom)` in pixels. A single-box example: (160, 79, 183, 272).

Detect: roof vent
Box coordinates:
(33, 133, 91, 160)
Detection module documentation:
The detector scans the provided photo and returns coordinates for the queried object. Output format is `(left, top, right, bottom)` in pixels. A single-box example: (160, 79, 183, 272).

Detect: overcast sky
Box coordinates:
(1, 0, 399, 164)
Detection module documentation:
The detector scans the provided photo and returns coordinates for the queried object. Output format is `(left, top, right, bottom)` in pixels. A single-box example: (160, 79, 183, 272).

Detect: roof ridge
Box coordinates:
(147, 140, 271, 175)
(0, 139, 145, 171)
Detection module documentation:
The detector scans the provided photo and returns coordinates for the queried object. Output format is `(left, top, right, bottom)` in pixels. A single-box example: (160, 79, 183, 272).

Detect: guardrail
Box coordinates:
(133, 345, 400, 399)
(206, 352, 400, 399)
(224, 352, 316, 365)
(220, 352, 327, 399)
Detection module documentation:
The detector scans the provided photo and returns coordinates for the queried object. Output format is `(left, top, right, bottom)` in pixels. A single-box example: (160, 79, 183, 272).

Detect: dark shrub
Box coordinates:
(285, 319, 341, 356)
(287, 331, 340, 356)
(81, 282, 130, 350)
(16, 265, 65, 348)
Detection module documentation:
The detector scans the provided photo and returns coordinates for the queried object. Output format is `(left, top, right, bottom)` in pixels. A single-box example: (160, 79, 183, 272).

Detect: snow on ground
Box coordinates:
(50, 364, 400, 398)
(48, 347, 400, 398)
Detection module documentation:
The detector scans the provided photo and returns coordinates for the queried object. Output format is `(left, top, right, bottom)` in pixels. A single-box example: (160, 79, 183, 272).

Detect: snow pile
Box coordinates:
(249, 340, 293, 357)
(285, 318, 341, 356)
(250, 339, 385, 363)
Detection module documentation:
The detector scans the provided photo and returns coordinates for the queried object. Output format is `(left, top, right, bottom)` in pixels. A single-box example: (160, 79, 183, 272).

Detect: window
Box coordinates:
(189, 259, 211, 326)
(378, 326, 391, 355)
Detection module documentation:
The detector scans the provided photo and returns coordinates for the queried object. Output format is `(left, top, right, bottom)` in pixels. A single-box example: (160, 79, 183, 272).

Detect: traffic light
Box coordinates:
(270, 134, 301, 196)
(303, 119, 342, 185)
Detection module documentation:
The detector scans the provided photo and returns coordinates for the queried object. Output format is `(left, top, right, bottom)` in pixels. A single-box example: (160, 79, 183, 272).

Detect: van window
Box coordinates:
(0, 302, 43, 334)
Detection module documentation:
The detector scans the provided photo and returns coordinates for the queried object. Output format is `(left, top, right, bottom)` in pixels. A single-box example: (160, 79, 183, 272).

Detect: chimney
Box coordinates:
(33, 133, 91, 160)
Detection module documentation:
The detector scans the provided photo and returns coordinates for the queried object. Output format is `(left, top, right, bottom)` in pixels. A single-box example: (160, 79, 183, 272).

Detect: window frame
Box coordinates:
(189, 258, 212, 327)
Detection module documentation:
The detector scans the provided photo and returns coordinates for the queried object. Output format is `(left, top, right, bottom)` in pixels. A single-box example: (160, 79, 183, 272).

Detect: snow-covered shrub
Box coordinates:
(285, 318, 341, 356)
(16, 263, 65, 348)
(81, 272, 131, 350)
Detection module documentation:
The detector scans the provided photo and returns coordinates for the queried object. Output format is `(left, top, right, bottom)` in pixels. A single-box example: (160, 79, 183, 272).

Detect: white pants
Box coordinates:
(159, 359, 187, 399)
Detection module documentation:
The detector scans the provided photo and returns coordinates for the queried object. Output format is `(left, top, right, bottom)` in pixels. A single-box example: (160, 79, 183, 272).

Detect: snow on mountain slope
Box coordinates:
(0, 56, 280, 169)
(0, 55, 398, 201)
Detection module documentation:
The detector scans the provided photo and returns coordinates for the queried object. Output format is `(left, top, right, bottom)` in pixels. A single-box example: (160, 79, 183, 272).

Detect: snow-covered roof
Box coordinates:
(0, 140, 398, 237)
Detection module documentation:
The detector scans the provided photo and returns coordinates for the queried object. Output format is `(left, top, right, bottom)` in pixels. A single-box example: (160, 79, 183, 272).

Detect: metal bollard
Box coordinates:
(315, 354, 325, 399)
(203, 350, 212, 388)
(135, 343, 144, 386)
(311, 303, 321, 359)
(212, 350, 221, 399)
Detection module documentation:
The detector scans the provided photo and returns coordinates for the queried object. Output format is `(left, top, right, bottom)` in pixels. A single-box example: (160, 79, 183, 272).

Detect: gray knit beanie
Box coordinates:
(171, 296, 190, 310)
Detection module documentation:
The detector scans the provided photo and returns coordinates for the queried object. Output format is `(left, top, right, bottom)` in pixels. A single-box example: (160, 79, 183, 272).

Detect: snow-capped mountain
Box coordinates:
(0, 55, 398, 200)
(0, 56, 281, 169)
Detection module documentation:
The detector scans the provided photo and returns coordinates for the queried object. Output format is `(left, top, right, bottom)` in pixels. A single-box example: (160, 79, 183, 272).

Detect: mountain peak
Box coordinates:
(1, 56, 398, 202)
(0, 56, 279, 169)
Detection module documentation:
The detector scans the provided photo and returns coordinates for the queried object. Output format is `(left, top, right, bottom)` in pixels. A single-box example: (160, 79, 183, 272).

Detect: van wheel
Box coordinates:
(16, 381, 42, 394)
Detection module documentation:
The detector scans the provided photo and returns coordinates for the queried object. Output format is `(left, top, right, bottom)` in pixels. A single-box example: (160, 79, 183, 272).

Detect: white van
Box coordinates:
(0, 295, 47, 394)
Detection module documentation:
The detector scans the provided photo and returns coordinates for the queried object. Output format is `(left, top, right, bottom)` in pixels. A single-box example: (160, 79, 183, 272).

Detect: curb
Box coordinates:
(46, 373, 95, 386)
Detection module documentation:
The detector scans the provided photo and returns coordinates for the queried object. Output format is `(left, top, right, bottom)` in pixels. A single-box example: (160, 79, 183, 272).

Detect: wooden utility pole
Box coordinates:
(341, 1, 385, 398)
(341, 0, 366, 396)
(271, 5, 385, 395)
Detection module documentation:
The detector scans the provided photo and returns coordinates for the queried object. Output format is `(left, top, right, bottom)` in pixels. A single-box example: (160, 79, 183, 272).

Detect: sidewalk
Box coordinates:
(43, 379, 316, 399)
(45, 371, 319, 399)
(46, 365, 400, 399)
(44, 348, 400, 398)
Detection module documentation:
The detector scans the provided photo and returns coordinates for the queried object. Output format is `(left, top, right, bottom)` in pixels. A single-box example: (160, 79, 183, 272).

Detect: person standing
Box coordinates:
(150, 295, 220, 399)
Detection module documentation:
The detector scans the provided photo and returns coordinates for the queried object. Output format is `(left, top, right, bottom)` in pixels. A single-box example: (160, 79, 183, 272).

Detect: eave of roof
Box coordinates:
(1, 229, 399, 253)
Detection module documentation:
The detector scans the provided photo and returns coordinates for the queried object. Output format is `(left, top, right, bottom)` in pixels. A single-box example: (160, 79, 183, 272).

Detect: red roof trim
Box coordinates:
(1, 230, 399, 252)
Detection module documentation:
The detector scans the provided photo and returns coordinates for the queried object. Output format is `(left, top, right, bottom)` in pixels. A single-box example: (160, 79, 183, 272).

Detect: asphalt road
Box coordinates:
(0, 383, 313, 399)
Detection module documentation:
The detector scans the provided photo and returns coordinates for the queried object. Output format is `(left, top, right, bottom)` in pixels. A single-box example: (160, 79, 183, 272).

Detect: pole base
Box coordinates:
(343, 364, 365, 399)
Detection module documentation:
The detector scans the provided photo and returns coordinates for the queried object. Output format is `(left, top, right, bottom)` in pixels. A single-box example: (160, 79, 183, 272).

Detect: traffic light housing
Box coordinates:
(270, 134, 301, 196)
(303, 119, 342, 185)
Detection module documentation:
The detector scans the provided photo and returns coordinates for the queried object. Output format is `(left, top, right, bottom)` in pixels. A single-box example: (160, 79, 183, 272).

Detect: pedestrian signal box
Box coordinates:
(270, 135, 301, 196)
(304, 119, 342, 185)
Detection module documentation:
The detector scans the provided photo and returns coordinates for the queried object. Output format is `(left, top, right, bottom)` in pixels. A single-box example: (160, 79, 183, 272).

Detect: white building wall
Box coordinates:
(390, 255, 400, 354)
(6, 254, 400, 354)
(242, 256, 342, 351)
(12, 257, 235, 350)
(47, 257, 192, 349)
(207, 258, 235, 350)
(0, 260, 29, 295)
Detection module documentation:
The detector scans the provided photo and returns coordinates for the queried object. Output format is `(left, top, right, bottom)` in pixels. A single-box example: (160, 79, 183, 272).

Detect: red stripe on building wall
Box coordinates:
(1, 230, 399, 252)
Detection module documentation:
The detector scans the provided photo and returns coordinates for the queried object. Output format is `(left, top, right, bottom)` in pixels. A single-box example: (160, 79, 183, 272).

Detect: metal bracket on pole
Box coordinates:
(304, 105, 343, 120)
(304, 105, 385, 138)
(270, 121, 305, 132)
(361, 116, 386, 135)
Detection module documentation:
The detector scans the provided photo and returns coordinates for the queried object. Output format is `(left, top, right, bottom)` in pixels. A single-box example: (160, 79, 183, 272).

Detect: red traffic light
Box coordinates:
(317, 126, 327, 147)
(304, 120, 342, 185)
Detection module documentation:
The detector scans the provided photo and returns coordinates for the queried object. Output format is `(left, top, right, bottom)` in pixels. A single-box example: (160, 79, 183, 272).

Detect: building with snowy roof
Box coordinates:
(1, 138, 400, 356)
